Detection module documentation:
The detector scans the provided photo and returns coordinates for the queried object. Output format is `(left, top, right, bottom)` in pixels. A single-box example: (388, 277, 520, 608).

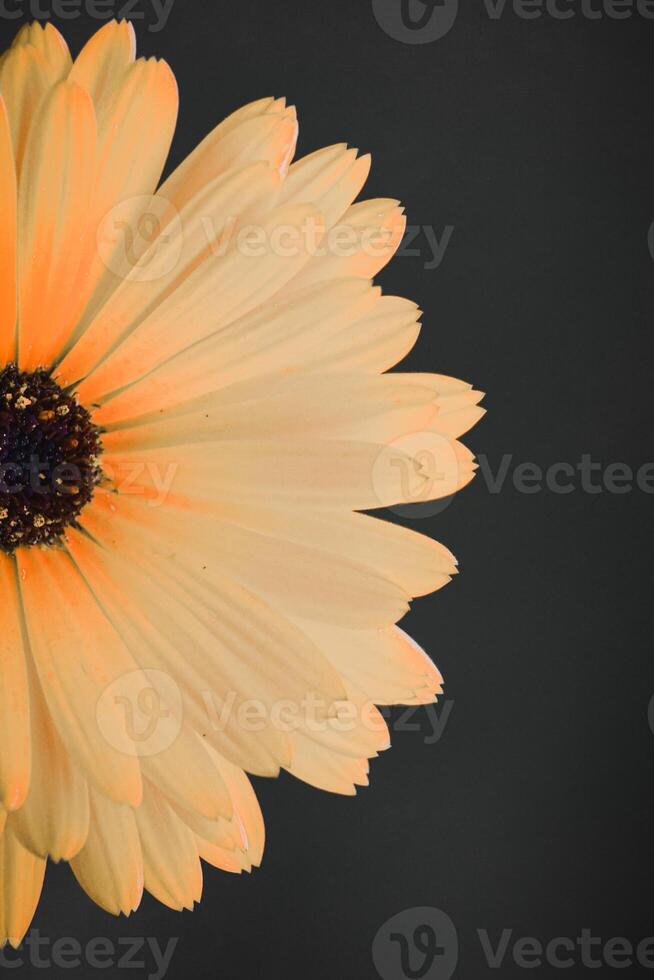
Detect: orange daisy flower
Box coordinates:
(0, 20, 484, 945)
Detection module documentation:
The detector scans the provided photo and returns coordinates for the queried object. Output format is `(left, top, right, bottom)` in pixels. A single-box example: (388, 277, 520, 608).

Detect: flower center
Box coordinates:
(0, 365, 102, 554)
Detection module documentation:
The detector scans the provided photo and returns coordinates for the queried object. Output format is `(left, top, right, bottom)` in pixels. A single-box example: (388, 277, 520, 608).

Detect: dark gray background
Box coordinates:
(1, 0, 653, 976)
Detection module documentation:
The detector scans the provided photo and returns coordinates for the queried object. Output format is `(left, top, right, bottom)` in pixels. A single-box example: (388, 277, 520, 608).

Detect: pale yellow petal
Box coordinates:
(196, 837, 252, 873)
(287, 735, 371, 796)
(280, 144, 370, 227)
(11, 22, 71, 82)
(103, 435, 475, 512)
(83, 490, 411, 629)
(293, 198, 406, 286)
(135, 783, 202, 911)
(75, 203, 324, 404)
(205, 749, 265, 867)
(17, 80, 96, 370)
(10, 658, 89, 862)
(300, 294, 421, 375)
(0, 556, 30, 812)
(66, 523, 293, 776)
(62, 56, 178, 351)
(296, 621, 443, 706)
(17, 548, 143, 807)
(170, 806, 237, 851)
(0, 97, 17, 363)
(90, 278, 379, 427)
(56, 161, 280, 387)
(180, 504, 457, 600)
(0, 824, 45, 949)
(0, 42, 50, 180)
(68, 19, 136, 125)
(141, 729, 232, 823)
(101, 373, 438, 450)
(74, 501, 348, 703)
(158, 97, 297, 213)
(70, 787, 143, 916)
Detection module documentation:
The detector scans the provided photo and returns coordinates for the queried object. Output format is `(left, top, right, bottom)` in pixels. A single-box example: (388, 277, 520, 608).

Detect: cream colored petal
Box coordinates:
(181, 504, 457, 601)
(206, 748, 264, 867)
(286, 735, 371, 796)
(280, 144, 371, 228)
(0, 43, 50, 180)
(295, 621, 443, 706)
(287, 681, 388, 796)
(68, 19, 136, 125)
(73, 502, 348, 704)
(75, 203, 324, 405)
(62, 56, 178, 351)
(91, 287, 423, 430)
(66, 524, 294, 776)
(0, 556, 30, 812)
(300, 294, 421, 375)
(16, 548, 143, 807)
(291, 692, 389, 762)
(103, 435, 475, 512)
(10, 657, 89, 862)
(70, 787, 143, 916)
(11, 22, 71, 82)
(194, 760, 260, 869)
(135, 783, 202, 911)
(398, 372, 477, 395)
(101, 373, 438, 450)
(84, 489, 411, 629)
(141, 729, 232, 823)
(293, 198, 406, 287)
(17, 80, 96, 370)
(170, 805, 237, 851)
(0, 97, 17, 363)
(90, 278, 380, 427)
(196, 837, 251, 874)
(158, 97, 297, 213)
(56, 160, 281, 387)
(429, 391, 486, 438)
(93, 55, 177, 200)
(0, 824, 45, 949)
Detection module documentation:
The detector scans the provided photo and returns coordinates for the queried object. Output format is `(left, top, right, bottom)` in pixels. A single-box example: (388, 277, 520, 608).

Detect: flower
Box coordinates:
(0, 20, 484, 945)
